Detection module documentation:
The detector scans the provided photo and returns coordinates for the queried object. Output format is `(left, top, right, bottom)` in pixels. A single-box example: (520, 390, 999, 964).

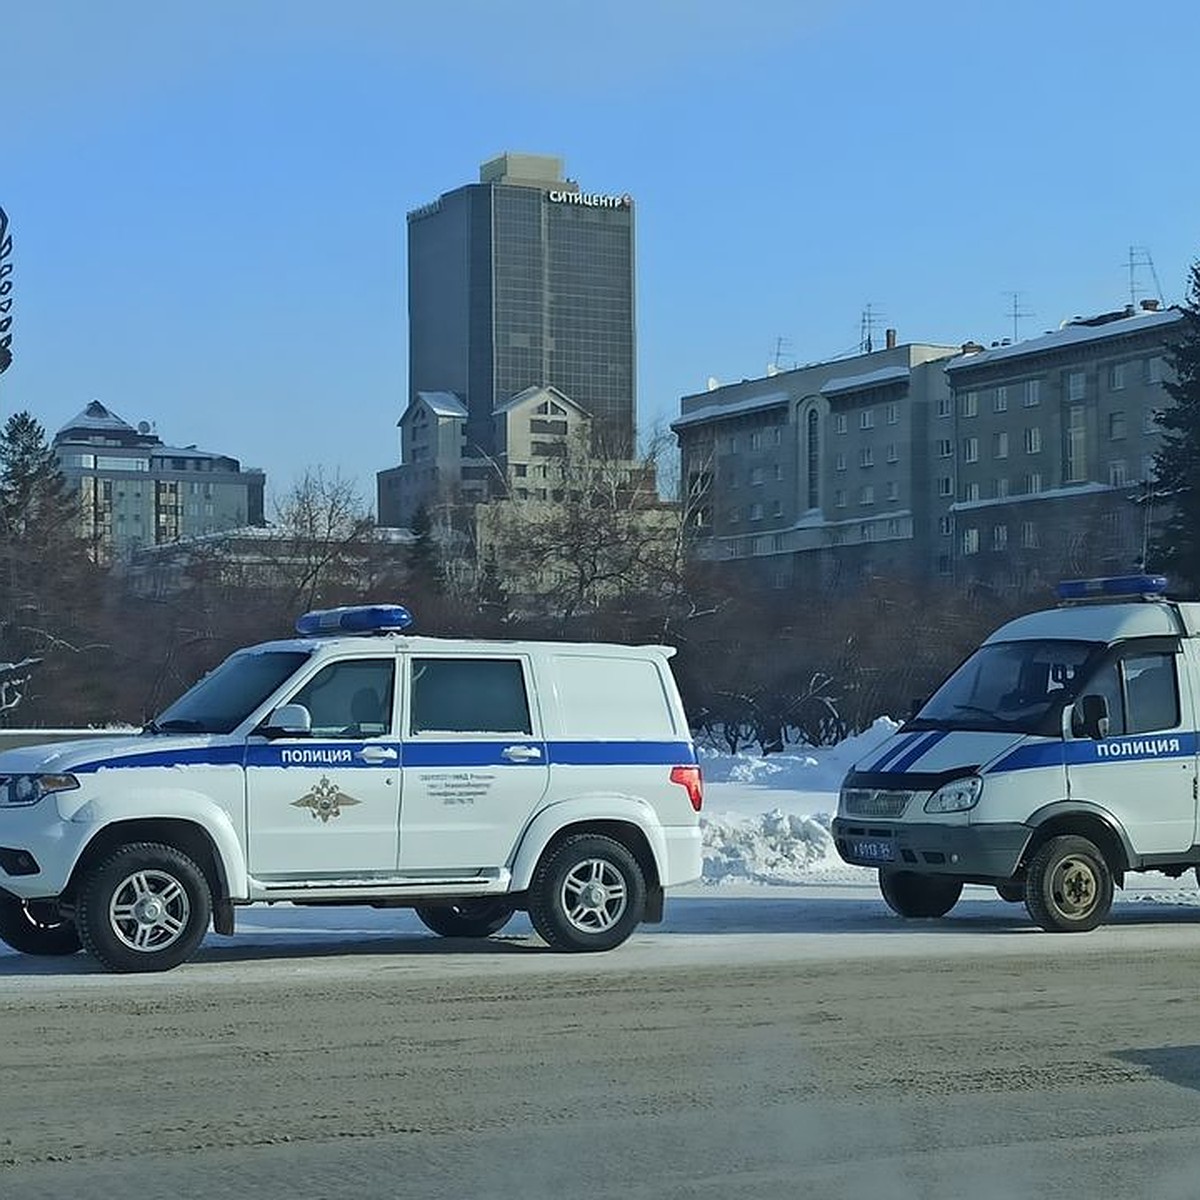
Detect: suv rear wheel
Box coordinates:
(529, 833, 646, 952)
(0, 897, 82, 956)
(879, 870, 963, 918)
(76, 842, 212, 973)
(415, 900, 515, 939)
(1024, 834, 1113, 932)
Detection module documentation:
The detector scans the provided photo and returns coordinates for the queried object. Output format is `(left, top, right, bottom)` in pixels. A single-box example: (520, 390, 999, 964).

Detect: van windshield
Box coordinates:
(910, 639, 1102, 735)
(148, 649, 312, 735)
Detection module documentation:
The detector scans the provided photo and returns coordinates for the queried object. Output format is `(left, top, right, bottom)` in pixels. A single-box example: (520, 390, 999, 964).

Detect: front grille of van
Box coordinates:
(841, 788, 913, 818)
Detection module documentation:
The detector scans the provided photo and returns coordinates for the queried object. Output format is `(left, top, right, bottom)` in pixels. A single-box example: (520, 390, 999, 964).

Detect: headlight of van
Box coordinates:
(0, 774, 79, 807)
(924, 775, 983, 814)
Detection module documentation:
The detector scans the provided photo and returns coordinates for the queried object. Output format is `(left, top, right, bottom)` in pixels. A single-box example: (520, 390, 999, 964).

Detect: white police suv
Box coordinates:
(0, 606, 703, 971)
(834, 575, 1200, 932)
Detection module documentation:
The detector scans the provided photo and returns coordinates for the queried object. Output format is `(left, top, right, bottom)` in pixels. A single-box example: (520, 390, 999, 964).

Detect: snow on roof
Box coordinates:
(946, 308, 1183, 373)
(819, 365, 910, 396)
(493, 384, 587, 416)
(419, 391, 468, 418)
(671, 390, 790, 431)
(55, 400, 138, 439)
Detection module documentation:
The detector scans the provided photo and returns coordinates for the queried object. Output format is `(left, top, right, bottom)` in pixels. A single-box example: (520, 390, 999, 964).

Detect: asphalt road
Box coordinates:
(5, 892, 1200, 1200)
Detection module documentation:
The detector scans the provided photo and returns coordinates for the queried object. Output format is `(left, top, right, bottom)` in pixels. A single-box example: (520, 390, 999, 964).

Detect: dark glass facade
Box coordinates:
(407, 170, 635, 458)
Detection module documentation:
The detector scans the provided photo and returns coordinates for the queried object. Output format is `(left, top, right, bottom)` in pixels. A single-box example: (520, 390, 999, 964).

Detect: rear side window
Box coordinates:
(409, 658, 532, 735)
(551, 655, 677, 740)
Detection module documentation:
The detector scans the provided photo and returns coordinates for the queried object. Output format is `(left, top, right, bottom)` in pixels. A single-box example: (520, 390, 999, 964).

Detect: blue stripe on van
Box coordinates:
(990, 733, 1197, 773)
(864, 731, 926, 773)
(889, 730, 949, 773)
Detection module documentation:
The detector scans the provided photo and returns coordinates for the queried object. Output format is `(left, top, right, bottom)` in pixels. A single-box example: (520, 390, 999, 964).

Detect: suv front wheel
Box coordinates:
(529, 833, 646, 952)
(76, 842, 213, 973)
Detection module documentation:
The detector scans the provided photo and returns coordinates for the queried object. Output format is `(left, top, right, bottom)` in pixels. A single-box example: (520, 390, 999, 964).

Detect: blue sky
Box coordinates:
(4, 0, 1198, 511)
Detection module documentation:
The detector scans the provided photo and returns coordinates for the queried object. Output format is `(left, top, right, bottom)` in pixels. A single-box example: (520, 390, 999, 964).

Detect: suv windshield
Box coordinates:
(149, 649, 311, 735)
(911, 639, 1102, 735)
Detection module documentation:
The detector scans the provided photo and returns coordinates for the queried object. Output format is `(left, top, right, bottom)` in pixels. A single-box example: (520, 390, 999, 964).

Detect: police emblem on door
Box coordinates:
(292, 776, 360, 823)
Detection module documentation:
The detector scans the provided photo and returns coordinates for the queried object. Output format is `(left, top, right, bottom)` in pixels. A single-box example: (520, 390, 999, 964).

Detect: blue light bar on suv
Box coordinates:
(1056, 575, 1169, 602)
(295, 605, 414, 637)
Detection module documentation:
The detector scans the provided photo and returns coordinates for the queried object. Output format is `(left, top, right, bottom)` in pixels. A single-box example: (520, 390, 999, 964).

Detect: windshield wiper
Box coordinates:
(151, 718, 209, 734)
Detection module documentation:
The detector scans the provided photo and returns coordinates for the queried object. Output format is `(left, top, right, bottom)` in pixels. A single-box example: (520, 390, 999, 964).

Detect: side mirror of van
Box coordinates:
(1077, 694, 1110, 741)
(258, 703, 312, 738)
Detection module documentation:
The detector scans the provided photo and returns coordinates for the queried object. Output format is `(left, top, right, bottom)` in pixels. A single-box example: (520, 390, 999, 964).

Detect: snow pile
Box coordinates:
(697, 719, 898, 885)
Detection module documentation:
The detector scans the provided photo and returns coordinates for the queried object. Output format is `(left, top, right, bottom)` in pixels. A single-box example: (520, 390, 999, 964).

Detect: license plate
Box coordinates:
(848, 838, 894, 863)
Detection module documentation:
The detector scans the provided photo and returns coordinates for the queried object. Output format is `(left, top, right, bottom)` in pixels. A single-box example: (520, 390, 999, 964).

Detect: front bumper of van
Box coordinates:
(832, 818, 1031, 881)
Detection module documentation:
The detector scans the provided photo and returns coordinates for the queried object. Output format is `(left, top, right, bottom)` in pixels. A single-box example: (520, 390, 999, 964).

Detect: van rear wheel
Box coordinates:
(1024, 835, 1112, 932)
(879, 870, 963, 918)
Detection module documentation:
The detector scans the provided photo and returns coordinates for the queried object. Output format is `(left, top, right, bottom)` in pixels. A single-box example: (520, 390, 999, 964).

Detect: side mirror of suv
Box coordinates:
(1076, 694, 1110, 741)
(258, 703, 312, 738)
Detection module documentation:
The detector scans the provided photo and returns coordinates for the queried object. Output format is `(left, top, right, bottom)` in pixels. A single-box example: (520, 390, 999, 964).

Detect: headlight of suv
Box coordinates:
(0, 774, 79, 807)
(924, 775, 983, 814)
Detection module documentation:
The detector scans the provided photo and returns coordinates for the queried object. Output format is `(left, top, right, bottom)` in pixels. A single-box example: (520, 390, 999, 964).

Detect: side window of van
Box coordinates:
(1123, 652, 1180, 734)
(409, 659, 532, 735)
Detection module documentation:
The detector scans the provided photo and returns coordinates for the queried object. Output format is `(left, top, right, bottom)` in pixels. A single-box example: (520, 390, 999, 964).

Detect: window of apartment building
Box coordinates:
(750, 431, 762, 450)
(750, 502, 763, 521)
(860, 523, 875, 543)
(1021, 521, 1038, 548)
(860, 409, 875, 430)
(1146, 356, 1164, 385)
(963, 481, 981, 502)
(772, 499, 783, 517)
(834, 489, 847, 508)
(1067, 371, 1086, 402)
(1109, 411, 1126, 440)
(1109, 363, 1126, 391)
(994, 430, 1009, 459)
(835, 452, 847, 472)
(772, 425, 783, 446)
(886, 443, 898, 463)
(886, 519, 901, 537)
(805, 409, 819, 509)
(1023, 379, 1041, 407)
(937, 438, 953, 458)
(1109, 460, 1128, 487)
(938, 515, 953, 536)
(773, 533, 785, 552)
(886, 403, 899, 425)
(886, 480, 899, 502)
(993, 476, 1010, 499)
(751, 466, 764, 486)
(937, 553, 952, 575)
(1023, 472, 1043, 495)
(937, 475, 953, 497)
(1143, 408, 1160, 434)
(994, 386, 1009, 413)
(963, 436, 979, 463)
(937, 396, 952, 418)
(959, 391, 978, 418)
(513, 463, 528, 477)
(1065, 405, 1086, 483)
(726, 435, 738, 453)
(729, 507, 740, 524)
(834, 414, 848, 434)
(860, 484, 875, 506)
(992, 524, 1008, 551)
(962, 527, 980, 555)
(859, 447, 874, 468)
(775, 463, 784, 482)
(1024, 426, 1042, 454)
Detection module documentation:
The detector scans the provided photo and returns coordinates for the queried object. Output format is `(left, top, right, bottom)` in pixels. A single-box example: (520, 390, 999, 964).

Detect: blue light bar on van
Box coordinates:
(1055, 575, 1168, 601)
(295, 605, 414, 637)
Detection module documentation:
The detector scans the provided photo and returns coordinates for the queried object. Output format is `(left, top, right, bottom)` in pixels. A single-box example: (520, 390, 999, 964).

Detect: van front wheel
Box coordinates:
(1024, 835, 1112, 932)
(879, 870, 963, 918)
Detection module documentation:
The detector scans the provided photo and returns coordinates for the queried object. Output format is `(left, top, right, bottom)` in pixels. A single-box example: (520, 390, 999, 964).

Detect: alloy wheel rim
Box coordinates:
(108, 869, 191, 953)
(560, 859, 628, 933)
(1050, 855, 1098, 919)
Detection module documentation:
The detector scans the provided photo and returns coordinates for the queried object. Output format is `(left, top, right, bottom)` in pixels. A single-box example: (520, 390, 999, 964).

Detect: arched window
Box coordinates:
(806, 408, 820, 510)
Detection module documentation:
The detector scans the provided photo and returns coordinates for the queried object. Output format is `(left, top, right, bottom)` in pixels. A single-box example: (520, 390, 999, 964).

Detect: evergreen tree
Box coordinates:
(0, 411, 75, 539)
(1151, 264, 1200, 593)
(406, 504, 444, 594)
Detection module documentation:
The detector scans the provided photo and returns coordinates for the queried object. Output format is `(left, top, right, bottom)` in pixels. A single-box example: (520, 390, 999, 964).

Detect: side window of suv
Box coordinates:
(289, 659, 395, 739)
(409, 658, 532, 735)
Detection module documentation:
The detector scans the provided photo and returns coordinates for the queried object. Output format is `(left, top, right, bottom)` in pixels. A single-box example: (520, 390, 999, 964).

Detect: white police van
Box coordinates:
(833, 575, 1200, 932)
(0, 606, 703, 972)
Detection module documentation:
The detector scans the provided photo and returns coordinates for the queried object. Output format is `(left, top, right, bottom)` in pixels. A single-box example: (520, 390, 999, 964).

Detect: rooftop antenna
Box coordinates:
(859, 303, 882, 353)
(1127, 246, 1165, 308)
(1003, 290, 1034, 343)
(771, 336, 795, 372)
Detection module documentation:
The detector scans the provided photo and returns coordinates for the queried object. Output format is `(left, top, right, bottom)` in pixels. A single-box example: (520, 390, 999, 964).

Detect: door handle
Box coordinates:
(356, 746, 398, 763)
(502, 745, 542, 762)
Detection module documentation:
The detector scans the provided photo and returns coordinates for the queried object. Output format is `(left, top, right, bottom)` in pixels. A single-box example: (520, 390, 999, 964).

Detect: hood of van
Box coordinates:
(847, 727, 1030, 782)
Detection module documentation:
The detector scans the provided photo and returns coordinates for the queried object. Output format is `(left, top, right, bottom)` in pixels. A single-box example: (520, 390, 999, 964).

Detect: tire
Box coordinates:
(1024, 834, 1113, 933)
(75, 842, 212, 973)
(0, 897, 82, 956)
(528, 833, 646, 952)
(995, 881, 1025, 903)
(415, 900, 515, 939)
(879, 870, 963, 918)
